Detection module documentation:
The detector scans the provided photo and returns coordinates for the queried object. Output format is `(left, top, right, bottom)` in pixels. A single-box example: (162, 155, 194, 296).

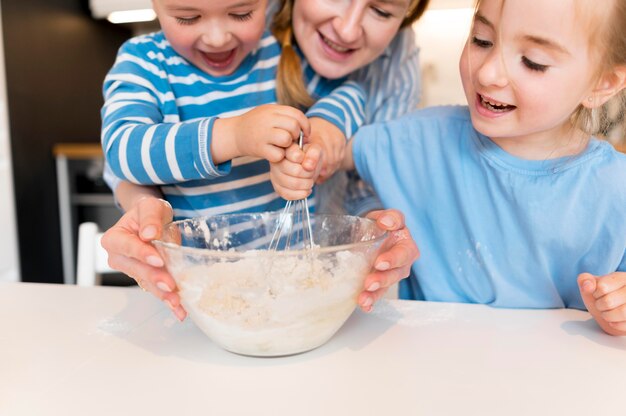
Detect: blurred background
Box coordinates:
(0, 0, 622, 284)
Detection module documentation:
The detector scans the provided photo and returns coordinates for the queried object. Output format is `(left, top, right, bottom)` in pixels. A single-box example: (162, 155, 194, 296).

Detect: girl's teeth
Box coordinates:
(481, 95, 512, 112)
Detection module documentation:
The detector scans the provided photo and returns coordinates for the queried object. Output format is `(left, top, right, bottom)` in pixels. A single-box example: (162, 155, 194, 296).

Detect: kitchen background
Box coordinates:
(0, 0, 622, 284)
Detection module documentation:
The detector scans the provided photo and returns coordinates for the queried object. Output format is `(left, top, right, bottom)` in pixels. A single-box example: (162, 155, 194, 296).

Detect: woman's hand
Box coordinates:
(100, 196, 187, 321)
(306, 117, 346, 183)
(357, 209, 419, 312)
(578, 272, 626, 336)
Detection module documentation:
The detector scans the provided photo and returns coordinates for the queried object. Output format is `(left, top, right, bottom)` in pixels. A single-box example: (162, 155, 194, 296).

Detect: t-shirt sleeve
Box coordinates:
(351, 122, 394, 190)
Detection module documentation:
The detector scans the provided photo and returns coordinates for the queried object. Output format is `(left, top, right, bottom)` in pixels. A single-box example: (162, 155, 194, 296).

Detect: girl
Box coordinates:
(277, 0, 626, 335)
(101, 0, 428, 320)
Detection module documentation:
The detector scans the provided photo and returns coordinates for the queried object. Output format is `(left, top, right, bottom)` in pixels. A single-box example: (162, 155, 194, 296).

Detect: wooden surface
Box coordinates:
(53, 143, 103, 159)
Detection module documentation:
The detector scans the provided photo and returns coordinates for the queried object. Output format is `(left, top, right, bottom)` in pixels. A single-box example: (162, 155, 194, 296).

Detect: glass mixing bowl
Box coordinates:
(153, 212, 387, 357)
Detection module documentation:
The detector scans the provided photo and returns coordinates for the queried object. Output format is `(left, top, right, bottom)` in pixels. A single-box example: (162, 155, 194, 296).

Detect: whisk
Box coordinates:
(268, 131, 315, 251)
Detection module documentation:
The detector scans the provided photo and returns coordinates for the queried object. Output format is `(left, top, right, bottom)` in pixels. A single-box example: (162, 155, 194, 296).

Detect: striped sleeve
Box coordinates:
(101, 38, 230, 185)
(306, 80, 366, 140)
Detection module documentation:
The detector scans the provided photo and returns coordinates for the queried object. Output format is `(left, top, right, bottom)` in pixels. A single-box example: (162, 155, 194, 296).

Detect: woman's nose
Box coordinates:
(332, 5, 364, 44)
(476, 49, 508, 88)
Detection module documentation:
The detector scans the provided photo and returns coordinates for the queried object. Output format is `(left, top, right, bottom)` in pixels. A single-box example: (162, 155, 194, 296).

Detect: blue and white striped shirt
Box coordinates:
(102, 30, 365, 219)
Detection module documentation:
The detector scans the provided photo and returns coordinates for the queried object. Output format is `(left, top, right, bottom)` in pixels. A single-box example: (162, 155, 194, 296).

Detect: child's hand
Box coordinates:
(212, 104, 311, 163)
(270, 143, 322, 200)
(578, 272, 626, 336)
(306, 117, 346, 183)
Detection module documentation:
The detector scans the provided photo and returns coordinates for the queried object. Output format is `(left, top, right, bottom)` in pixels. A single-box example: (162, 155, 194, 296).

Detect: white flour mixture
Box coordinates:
(176, 249, 371, 356)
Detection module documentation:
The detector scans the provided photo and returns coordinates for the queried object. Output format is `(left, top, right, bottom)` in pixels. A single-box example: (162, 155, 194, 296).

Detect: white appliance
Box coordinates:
(89, 0, 151, 18)
(0, 4, 20, 282)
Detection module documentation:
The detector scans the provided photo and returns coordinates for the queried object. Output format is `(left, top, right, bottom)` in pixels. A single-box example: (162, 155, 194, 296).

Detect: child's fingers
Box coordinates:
(578, 273, 599, 314)
(285, 144, 305, 163)
(272, 182, 313, 200)
(578, 273, 597, 295)
(271, 109, 310, 142)
(594, 285, 626, 313)
(275, 105, 311, 137)
(263, 145, 286, 163)
(607, 321, 626, 332)
(269, 127, 298, 149)
(578, 273, 626, 336)
(276, 152, 316, 179)
(599, 301, 626, 324)
(593, 272, 626, 298)
(302, 143, 323, 172)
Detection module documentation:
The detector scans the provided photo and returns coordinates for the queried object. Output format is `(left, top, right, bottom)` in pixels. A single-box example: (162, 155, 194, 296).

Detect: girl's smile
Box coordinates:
(475, 93, 516, 117)
(459, 0, 604, 159)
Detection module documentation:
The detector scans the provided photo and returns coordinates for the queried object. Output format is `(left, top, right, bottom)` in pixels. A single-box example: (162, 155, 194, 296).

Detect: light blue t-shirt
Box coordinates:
(353, 106, 626, 309)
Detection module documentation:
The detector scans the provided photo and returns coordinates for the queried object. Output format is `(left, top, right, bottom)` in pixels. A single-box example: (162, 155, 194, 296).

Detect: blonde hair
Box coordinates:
(569, 0, 626, 137)
(272, 0, 431, 109)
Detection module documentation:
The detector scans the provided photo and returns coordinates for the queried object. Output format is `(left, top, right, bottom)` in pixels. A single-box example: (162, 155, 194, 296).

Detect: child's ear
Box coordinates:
(583, 66, 626, 109)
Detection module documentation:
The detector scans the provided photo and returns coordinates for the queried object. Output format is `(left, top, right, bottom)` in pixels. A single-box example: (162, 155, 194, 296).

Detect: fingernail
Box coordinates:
(156, 282, 171, 292)
(380, 216, 394, 228)
(142, 226, 157, 239)
(362, 297, 373, 308)
(367, 282, 381, 292)
(175, 307, 186, 322)
(581, 280, 593, 291)
(146, 255, 164, 267)
(376, 261, 390, 271)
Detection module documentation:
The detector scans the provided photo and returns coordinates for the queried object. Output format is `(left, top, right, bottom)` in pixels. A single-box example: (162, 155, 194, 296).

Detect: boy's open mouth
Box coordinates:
(201, 48, 236, 69)
(479, 94, 516, 113)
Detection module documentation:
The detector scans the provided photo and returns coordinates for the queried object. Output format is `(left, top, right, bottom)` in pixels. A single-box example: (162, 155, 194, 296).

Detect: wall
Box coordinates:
(0, 3, 19, 282)
(413, 2, 475, 107)
(2, 0, 130, 282)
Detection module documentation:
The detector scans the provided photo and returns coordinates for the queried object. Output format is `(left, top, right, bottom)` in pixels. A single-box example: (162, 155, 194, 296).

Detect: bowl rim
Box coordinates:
(151, 213, 388, 258)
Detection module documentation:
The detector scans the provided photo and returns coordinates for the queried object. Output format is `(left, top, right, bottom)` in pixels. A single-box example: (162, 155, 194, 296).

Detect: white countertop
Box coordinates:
(2, 282, 625, 415)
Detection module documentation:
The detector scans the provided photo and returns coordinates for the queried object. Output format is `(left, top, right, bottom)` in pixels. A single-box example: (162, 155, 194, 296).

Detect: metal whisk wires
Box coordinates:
(268, 131, 315, 251)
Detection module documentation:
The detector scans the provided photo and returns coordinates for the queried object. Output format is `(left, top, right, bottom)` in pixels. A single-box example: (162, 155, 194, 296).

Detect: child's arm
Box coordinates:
(304, 81, 366, 181)
(578, 272, 626, 336)
(102, 40, 309, 186)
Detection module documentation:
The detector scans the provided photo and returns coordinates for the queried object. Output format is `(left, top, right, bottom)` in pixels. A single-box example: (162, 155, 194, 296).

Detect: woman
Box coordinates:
(101, 0, 430, 321)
